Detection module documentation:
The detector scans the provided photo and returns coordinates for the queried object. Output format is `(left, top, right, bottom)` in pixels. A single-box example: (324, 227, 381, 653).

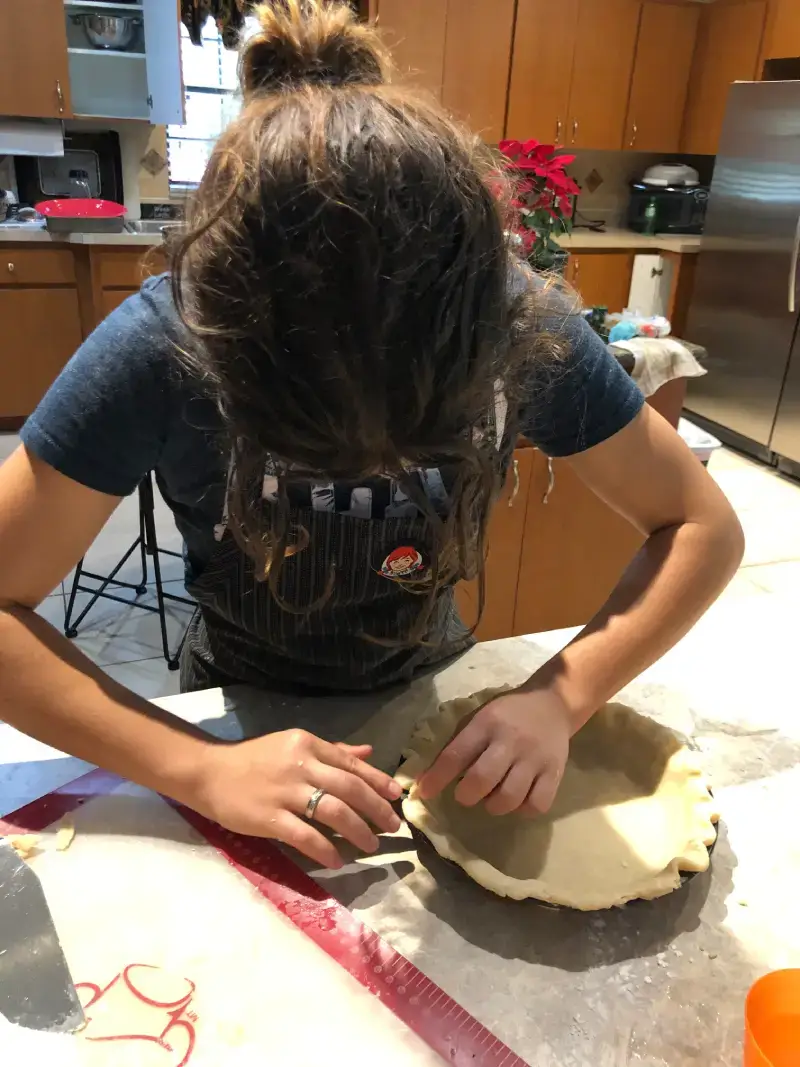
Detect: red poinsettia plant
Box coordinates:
(499, 138, 581, 270)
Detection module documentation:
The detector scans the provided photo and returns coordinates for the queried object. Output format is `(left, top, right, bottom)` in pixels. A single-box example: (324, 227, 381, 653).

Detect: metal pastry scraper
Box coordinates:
(0, 839, 85, 1033)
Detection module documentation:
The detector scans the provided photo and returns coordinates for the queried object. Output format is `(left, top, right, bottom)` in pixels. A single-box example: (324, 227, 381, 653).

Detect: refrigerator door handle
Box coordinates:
(789, 212, 800, 314)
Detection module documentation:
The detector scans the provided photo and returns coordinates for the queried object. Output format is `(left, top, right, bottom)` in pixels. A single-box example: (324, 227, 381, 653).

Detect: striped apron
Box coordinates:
(178, 481, 474, 694)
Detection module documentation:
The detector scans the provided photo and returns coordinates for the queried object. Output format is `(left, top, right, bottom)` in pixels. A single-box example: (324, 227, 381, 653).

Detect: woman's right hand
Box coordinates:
(191, 730, 403, 868)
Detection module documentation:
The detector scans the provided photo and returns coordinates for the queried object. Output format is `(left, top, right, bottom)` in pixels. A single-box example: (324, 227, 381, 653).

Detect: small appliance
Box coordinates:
(14, 131, 123, 208)
(627, 162, 709, 236)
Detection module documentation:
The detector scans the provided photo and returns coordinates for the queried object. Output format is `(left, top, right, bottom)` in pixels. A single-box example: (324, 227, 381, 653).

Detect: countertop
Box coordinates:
(0, 226, 163, 246)
(0, 630, 796, 1065)
(556, 226, 702, 254)
(0, 224, 702, 253)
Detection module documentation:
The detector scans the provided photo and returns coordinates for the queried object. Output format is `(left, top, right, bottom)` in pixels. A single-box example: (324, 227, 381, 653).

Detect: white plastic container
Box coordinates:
(678, 417, 722, 466)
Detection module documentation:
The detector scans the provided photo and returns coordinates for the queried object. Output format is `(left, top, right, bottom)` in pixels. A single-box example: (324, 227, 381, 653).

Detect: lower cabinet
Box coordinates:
(0, 287, 82, 421)
(566, 251, 635, 313)
(455, 446, 535, 641)
(458, 446, 643, 642)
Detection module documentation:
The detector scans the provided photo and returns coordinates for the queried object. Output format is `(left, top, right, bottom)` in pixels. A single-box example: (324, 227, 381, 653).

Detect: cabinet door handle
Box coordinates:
(571, 119, 578, 145)
(555, 117, 562, 144)
(630, 122, 637, 148)
(573, 256, 580, 285)
(6, 262, 15, 273)
(508, 458, 520, 506)
(56, 80, 65, 115)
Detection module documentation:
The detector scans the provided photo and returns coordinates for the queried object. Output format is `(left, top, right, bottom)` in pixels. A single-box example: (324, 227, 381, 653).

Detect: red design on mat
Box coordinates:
(2, 769, 530, 1067)
(76, 963, 197, 1066)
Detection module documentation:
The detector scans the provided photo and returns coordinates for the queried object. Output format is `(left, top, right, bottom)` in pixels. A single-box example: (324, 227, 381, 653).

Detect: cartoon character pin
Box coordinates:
(380, 545, 425, 580)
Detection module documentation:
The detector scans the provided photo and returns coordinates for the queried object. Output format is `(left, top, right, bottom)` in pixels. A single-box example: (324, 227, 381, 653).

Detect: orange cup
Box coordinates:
(744, 970, 800, 1067)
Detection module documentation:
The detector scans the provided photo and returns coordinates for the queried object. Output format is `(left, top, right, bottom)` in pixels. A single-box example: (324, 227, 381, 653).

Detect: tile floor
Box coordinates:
(1, 431, 799, 707)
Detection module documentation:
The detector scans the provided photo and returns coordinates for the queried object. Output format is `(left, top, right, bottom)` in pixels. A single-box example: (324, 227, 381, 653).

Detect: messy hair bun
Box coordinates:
(240, 0, 390, 97)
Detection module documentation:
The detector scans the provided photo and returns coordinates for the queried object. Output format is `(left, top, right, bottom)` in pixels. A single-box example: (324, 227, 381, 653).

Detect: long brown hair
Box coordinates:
(171, 0, 560, 644)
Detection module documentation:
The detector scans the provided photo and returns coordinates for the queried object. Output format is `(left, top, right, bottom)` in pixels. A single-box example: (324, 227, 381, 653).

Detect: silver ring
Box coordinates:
(304, 787, 326, 821)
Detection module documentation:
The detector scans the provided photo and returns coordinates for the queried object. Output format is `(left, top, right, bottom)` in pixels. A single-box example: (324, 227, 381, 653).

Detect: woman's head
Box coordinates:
(172, 0, 547, 638)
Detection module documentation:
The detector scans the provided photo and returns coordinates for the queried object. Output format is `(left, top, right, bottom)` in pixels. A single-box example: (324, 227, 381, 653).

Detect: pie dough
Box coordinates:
(397, 687, 720, 910)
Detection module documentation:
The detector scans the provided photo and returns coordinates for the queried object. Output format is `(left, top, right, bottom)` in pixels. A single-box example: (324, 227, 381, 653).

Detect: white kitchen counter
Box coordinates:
(556, 226, 701, 254)
(0, 227, 163, 246)
(0, 630, 797, 1065)
(0, 224, 701, 253)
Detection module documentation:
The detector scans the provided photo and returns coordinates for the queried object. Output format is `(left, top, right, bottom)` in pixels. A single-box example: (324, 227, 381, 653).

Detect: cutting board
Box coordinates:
(3, 777, 443, 1066)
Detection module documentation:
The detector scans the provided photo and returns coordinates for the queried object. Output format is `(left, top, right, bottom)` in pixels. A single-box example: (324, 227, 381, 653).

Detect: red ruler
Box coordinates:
(1, 769, 529, 1067)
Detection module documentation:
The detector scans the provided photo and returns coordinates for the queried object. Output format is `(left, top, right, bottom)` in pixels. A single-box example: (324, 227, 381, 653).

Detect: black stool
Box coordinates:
(63, 472, 195, 670)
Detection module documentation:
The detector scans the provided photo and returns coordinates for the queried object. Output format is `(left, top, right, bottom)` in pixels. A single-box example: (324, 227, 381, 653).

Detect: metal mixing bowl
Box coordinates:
(81, 14, 142, 51)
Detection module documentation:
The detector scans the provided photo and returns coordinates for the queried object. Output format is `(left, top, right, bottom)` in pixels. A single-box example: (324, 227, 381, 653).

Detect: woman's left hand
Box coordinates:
(415, 689, 571, 816)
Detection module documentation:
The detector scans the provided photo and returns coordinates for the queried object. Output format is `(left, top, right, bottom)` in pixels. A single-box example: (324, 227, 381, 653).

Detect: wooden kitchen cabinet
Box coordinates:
(566, 252, 635, 313)
(74, 246, 168, 334)
(0, 287, 82, 422)
(441, 0, 516, 143)
(682, 0, 768, 155)
(376, 0, 448, 99)
(567, 0, 642, 150)
(762, 0, 800, 60)
(624, 2, 699, 153)
(456, 447, 535, 641)
(0, 0, 72, 120)
(506, 0, 580, 144)
(513, 452, 644, 635)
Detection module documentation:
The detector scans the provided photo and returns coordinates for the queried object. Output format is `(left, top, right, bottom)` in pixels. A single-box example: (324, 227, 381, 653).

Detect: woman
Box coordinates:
(0, 1, 742, 870)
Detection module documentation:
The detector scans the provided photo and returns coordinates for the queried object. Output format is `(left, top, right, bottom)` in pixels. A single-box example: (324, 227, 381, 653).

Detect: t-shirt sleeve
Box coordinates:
(20, 277, 177, 497)
(518, 297, 645, 457)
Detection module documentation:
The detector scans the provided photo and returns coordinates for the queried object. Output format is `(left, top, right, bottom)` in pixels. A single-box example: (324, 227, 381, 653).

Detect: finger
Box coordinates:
(336, 743, 374, 759)
(312, 761, 402, 835)
(523, 765, 561, 816)
(416, 720, 491, 800)
(272, 812, 343, 869)
(306, 791, 379, 854)
(484, 761, 537, 816)
(453, 742, 514, 807)
(317, 740, 402, 801)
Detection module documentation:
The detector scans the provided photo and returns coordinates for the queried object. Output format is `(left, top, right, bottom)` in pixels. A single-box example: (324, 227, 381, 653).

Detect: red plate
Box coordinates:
(35, 198, 127, 219)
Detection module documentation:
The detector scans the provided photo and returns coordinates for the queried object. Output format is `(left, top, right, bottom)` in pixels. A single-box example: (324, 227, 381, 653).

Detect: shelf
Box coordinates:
(64, 2, 144, 11)
(68, 47, 145, 58)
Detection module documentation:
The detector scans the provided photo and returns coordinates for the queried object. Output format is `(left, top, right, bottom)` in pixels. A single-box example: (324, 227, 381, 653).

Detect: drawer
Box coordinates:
(0, 248, 76, 286)
(95, 248, 167, 289)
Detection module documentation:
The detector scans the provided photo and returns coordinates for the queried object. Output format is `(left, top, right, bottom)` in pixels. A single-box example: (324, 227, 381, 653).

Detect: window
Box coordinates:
(167, 18, 254, 187)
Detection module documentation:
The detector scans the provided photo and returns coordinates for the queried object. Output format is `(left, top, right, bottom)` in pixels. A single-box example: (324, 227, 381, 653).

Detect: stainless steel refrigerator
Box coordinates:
(685, 80, 800, 477)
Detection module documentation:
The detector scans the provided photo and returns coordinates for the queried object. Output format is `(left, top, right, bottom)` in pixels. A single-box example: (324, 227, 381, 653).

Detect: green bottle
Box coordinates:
(644, 196, 658, 236)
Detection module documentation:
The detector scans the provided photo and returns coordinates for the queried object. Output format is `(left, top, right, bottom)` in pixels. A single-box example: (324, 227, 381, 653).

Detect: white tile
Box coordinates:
(104, 656, 183, 700)
(0, 432, 20, 463)
(746, 560, 800, 596)
(707, 447, 760, 475)
(739, 504, 800, 566)
(37, 584, 194, 668)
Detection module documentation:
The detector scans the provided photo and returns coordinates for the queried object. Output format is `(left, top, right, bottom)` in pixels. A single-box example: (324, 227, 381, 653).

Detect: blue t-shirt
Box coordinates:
(21, 273, 643, 581)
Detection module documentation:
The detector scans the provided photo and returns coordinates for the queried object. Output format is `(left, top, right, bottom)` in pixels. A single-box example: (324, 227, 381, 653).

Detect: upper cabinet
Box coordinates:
(0, 0, 183, 124)
(65, 0, 184, 123)
(507, 0, 642, 150)
(624, 2, 699, 153)
(0, 0, 72, 120)
(567, 0, 642, 150)
(506, 0, 579, 145)
(762, 0, 800, 61)
(682, 0, 768, 155)
(376, 0, 448, 100)
(441, 0, 516, 143)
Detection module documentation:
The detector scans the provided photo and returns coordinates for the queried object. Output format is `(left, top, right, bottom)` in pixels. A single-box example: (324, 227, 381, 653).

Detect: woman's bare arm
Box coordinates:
(0, 445, 211, 800)
(526, 403, 744, 726)
(0, 446, 401, 865)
